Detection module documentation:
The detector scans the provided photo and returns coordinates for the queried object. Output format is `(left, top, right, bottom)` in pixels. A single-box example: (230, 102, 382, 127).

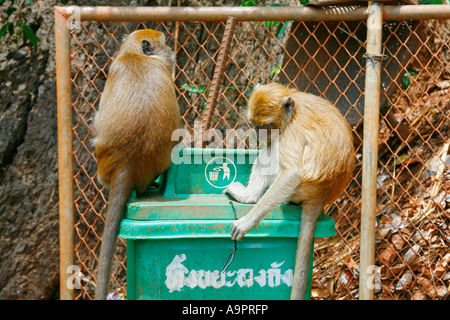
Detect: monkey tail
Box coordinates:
(95, 170, 133, 300)
(291, 202, 323, 300)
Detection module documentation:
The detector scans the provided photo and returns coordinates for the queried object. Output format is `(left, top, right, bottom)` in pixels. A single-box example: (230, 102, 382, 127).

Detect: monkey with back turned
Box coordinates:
(93, 29, 181, 300)
(224, 83, 354, 300)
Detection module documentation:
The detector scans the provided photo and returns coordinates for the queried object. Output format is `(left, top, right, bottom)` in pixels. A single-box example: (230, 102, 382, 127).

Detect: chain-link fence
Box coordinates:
(56, 6, 450, 300)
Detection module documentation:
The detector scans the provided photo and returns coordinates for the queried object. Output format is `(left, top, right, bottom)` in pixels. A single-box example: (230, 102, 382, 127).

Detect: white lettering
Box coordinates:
(164, 254, 293, 292)
(165, 254, 189, 293)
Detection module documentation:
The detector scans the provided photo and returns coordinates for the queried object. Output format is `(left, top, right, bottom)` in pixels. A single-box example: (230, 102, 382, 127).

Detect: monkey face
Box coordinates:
(247, 100, 278, 145)
(247, 83, 297, 136)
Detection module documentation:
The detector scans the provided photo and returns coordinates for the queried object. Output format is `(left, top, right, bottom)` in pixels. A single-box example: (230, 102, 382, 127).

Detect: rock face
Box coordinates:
(0, 0, 60, 300)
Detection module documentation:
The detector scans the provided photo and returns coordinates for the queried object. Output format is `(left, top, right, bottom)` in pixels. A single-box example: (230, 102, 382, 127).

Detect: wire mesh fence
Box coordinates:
(67, 13, 450, 300)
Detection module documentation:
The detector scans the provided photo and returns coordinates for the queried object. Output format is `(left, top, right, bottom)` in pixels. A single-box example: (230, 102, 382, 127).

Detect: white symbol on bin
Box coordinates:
(204, 157, 236, 189)
(209, 171, 219, 181)
(222, 163, 230, 180)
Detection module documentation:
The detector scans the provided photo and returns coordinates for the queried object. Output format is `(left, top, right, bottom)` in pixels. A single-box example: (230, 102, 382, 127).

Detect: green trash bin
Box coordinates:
(118, 148, 335, 300)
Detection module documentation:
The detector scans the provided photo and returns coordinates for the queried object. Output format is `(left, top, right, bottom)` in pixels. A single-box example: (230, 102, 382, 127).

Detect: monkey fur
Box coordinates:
(224, 83, 354, 300)
(93, 29, 181, 300)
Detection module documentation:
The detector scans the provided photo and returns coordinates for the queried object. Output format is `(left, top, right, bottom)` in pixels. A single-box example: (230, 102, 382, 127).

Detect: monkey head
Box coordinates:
(117, 29, 176, 76)
(247, 83, 296, 142)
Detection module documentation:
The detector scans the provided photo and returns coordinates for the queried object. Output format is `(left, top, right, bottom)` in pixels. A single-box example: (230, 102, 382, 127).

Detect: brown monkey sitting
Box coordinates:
(224, 83, 354, 300)
(93, 29, 181, 300)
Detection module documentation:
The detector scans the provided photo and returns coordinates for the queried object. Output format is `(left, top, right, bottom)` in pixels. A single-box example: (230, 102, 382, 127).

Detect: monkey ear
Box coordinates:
(281, 96, 295, 115)
(142, 40, 154, 56)
(159, 33, 166, 43)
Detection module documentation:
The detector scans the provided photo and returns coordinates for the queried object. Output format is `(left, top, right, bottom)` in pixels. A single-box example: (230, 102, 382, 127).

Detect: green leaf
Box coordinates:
(407, 68, 418, 76)
(27, 0, 32, 3)
(240, 0, 257, 6)
(0, 24, 8, 39)
(276, 21, 287, 39)
(393, 154, 410, 167)
(0, 0, 5, 5)
(245, 84, 255, 99)
(23, 24, 39, 47)
(402, 72, 411, 89)
(7, 22, 14, 36)
(180, 83, 206, 94)
(419, 0, 442, 3)
(14, 19, 24, 44)
(6, 6, 17, 15)
(265, 20, 281, 30)
(0, 22, 12, 39)
(402, 69, 419, 89)
(270, 64, 282, 76)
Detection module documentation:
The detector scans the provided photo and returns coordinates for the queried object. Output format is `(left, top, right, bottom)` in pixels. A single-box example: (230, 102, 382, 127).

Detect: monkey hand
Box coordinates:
(230, 215, 258, 241)
(223, 182, 257, 204)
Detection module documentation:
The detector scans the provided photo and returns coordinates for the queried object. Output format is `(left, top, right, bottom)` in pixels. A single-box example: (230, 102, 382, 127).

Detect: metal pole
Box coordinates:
(383, 4, 450, 20)
(55, 8, 74, 300)
(201, 16, 237, 138)
(359, 1, 383, 301)
(53, 5, 450, 22)
(55, 5, 367, 22)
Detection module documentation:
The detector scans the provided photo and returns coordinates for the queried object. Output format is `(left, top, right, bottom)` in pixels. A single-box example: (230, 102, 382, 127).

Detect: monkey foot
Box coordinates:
(230, 215, 257, 241)
(223, 181, 245, 200)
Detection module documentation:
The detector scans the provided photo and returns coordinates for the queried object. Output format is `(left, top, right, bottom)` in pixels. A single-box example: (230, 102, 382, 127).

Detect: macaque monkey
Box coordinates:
(224, 83, 354, 300)
(93, 29, 180, 300)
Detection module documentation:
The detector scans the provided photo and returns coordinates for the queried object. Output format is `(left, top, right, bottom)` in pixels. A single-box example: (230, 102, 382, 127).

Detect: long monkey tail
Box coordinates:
(290, 202, 323, 300)
(95, 170, 133, 300)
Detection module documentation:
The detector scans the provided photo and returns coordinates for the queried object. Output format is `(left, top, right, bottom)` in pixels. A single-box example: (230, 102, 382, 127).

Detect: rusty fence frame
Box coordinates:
(54, 4, 450, 300)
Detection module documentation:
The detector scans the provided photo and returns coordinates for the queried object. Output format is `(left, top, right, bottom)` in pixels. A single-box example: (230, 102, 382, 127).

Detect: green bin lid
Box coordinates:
(118, 148, 336, 239)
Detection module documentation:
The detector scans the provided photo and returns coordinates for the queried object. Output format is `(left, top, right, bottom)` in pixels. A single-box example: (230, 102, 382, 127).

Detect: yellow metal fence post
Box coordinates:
(359, 1, 384, 300)
(55, 7, 74, 300)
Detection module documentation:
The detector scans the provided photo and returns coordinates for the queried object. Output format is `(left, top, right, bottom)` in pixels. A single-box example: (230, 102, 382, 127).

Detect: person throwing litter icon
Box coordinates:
(222, 163, 230, 180)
